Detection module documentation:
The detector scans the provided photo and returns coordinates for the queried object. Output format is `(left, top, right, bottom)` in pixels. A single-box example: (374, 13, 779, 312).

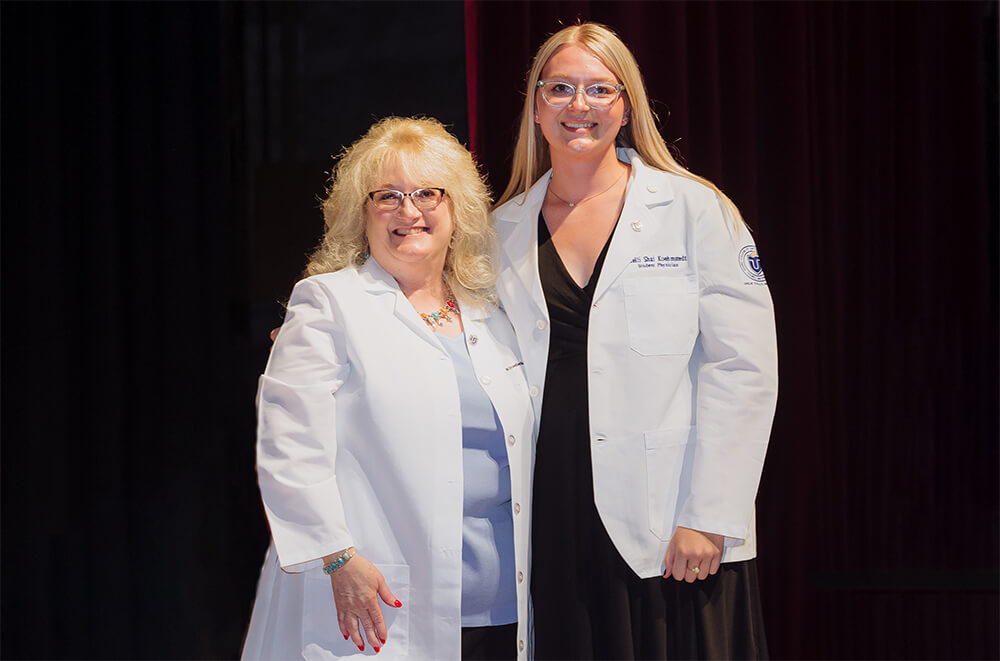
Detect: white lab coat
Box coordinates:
(243, 259, 535, 660)
(493, 148, 777, 578)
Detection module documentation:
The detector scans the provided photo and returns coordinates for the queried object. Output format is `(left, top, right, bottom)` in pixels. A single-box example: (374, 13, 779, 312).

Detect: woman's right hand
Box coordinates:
(326, 551, 402, 653)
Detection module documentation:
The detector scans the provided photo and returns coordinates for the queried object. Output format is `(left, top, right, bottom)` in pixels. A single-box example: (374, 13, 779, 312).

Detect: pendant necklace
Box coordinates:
(548, 170, 626, 208)
(419, 286, 460, 331)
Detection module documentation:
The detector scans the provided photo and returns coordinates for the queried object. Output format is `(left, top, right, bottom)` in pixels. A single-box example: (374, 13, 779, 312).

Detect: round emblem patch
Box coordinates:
(738, 245, 766, 283)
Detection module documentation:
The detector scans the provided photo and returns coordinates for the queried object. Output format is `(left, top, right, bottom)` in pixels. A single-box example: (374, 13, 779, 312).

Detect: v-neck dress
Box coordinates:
(531, 213, 769, 660)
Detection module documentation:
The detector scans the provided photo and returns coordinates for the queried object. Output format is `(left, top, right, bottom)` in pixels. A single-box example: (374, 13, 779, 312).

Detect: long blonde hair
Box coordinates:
(495, 22, 746, 229)
(306, 116, 497, 305)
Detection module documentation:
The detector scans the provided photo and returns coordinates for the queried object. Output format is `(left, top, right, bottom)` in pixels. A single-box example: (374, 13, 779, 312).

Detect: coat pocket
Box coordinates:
(302, 563, 410, 659)
(623, 276, 698, 356)
(644, 427, 693, 541)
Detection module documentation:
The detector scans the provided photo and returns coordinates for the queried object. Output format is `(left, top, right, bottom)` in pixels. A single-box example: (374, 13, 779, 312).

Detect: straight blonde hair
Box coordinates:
(495, 22, 747, 230)
(306, 117, 497, 305)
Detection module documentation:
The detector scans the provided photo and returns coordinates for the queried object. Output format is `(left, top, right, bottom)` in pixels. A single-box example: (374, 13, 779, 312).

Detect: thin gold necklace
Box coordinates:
(547, 171, 626, 208)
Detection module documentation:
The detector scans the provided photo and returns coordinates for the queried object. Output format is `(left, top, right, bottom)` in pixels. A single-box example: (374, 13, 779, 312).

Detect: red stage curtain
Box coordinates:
(466, 2, 998, 658)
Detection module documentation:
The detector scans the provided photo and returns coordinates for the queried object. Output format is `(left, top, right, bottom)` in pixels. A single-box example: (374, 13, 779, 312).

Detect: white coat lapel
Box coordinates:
(593, 154, 676, 303)
(358, 259, 446, 353)
(459, 300, 489, 324)
(494, 173, 550, 322)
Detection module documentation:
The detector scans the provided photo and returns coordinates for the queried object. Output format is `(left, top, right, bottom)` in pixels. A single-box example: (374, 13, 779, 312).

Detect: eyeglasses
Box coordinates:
(367, 187, 446, 211)
(537, 80, 625, 109)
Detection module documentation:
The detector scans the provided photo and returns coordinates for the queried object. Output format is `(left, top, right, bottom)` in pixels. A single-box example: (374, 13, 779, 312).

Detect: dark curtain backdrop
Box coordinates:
(466, 2, 998, 659)
(1, 1, 467, 658)
(1, 1, 996, 659)
(1, 2, 259, 657)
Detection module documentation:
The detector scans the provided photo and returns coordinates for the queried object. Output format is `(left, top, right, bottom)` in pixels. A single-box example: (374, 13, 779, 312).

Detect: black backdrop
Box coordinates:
(1, 1, 997, 659)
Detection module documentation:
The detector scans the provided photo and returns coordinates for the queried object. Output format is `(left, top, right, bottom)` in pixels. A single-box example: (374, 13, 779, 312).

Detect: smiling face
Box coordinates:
(364, 161, 453, 277)
(535, 43, 628, 160)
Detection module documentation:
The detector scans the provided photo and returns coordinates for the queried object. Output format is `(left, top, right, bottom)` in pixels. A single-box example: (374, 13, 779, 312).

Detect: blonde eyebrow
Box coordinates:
(543, 75, 619, 84)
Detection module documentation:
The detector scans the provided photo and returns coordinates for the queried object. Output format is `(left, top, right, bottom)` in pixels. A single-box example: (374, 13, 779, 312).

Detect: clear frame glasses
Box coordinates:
(367, 187, 446, 211)
(537, 80, 625, 109)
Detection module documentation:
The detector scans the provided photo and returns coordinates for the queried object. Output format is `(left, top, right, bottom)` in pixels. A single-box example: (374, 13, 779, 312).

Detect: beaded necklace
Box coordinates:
(419, 293, 460, 330)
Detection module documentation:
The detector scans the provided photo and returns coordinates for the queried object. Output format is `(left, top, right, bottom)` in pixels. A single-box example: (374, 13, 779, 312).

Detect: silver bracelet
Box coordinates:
(322, 547, 356, 574)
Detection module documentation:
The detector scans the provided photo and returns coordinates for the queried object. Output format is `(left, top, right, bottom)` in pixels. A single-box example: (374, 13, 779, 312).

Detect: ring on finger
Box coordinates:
(690, 566, 700, 574)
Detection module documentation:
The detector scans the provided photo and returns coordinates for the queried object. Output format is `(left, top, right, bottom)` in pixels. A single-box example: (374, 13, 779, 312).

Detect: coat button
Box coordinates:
(536, 319, 546, 330)
(646, 185, 657, 193)
(513, 503, 520, 514)
(529, 386, 539, 397)
(631, 220, 642, 232)
(480, 376, 492, 385)
(517, 571, 524, 583)
(519, 640, 525, 652)
(468, 334, 478, 345)
(507, 435, 516, 446)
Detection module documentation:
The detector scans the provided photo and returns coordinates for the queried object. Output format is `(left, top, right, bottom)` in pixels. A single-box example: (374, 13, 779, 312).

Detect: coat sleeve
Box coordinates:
(256, 277, 354, 572)
(675, 195, 778, 544)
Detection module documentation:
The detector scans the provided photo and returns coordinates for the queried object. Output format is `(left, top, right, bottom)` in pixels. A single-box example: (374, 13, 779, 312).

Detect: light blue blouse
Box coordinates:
(439, 332, 517, 627)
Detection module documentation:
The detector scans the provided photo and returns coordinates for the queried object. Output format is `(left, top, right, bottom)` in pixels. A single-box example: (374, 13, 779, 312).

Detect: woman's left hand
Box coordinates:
(327, 552, 401, 652)
(663, 527, 724, 582)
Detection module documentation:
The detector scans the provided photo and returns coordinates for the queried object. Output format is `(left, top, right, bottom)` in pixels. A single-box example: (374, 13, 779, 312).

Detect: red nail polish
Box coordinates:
(374, 646, 381, 653)
(380, 636, 386, 644)
(343, 633, 349, 640)
(394, 600, 402, 608)
(358, 643, 364, 651)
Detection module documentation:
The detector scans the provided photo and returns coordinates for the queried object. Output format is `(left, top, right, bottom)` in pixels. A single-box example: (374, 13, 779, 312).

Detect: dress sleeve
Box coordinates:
(256, 277, 354, 572)
(675, 195, 778, 543)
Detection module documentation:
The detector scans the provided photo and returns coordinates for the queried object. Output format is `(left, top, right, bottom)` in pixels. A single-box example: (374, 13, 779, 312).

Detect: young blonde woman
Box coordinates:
(245, 117, 533, 660)
(493, 23, 778, 659)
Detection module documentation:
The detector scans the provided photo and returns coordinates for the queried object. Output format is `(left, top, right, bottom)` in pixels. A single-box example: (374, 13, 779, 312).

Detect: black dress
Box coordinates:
(531, 213, 769, 661)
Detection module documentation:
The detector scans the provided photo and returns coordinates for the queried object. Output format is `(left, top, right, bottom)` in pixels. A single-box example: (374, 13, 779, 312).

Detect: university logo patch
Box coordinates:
(738, 245, 766, 284)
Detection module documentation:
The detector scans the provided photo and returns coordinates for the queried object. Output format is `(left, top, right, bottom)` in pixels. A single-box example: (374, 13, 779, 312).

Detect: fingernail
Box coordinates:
(380, 636, 386, 644)
(343, 633, 349, 640)
(374, 646, 381, 653)
(394, 600, 402, 608)
(358, 643, 364, 651)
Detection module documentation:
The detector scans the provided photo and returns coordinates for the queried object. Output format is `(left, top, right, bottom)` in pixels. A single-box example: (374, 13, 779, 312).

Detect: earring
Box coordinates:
(622, 115, 630, 126)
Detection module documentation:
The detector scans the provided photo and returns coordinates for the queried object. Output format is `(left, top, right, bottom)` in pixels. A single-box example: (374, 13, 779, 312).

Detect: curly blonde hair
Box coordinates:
(306, 117, 497, 305)
(495, 22, 747, 230)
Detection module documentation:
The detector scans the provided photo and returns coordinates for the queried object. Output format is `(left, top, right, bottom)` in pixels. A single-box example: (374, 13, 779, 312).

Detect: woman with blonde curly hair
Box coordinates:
(244, 117, 534, 660)
(494, 23, 777, 659)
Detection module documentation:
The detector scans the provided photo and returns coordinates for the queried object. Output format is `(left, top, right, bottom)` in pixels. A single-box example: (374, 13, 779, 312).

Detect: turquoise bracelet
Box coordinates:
(322, 548, 355, 575)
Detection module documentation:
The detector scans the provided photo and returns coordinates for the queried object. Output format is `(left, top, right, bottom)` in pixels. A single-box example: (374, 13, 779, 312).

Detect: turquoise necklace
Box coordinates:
(420, 294, 460, 330)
